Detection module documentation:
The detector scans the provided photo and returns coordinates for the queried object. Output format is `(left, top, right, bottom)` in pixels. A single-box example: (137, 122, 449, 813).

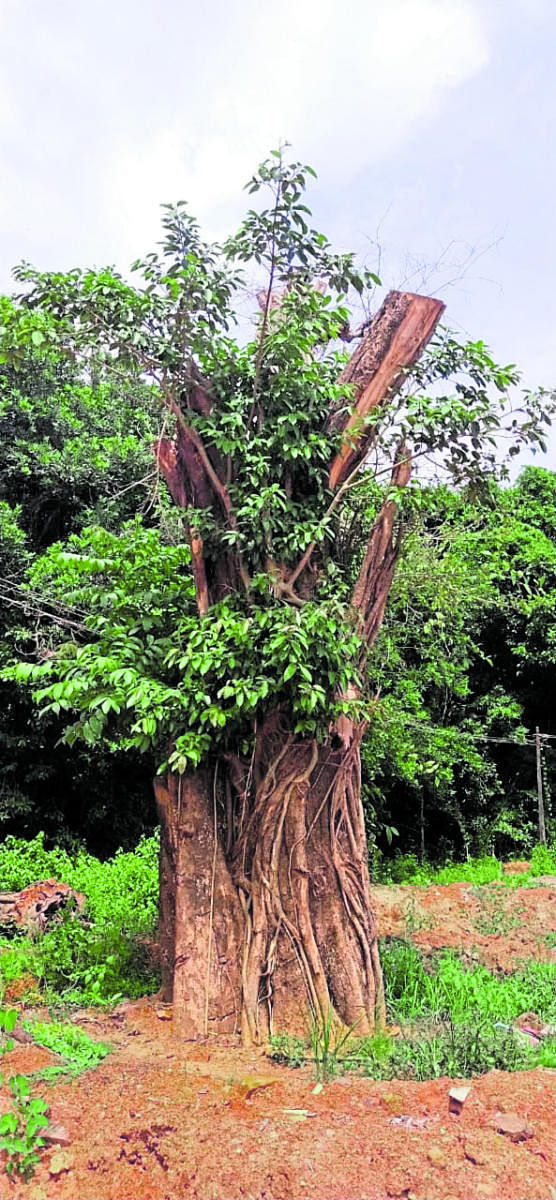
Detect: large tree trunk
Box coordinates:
(153, 290, 444, 1041)
(153, 725, 383, 1043)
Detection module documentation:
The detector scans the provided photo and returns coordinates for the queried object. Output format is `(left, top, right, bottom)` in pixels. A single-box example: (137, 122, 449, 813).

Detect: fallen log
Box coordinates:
(0, 879, 86, 932)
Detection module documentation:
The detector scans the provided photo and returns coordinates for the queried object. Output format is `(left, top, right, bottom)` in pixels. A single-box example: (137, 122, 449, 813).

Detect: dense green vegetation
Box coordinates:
(0, 834, 159, 1005)
(0, 833, 553, 1015)
(0, 152, 554, 867)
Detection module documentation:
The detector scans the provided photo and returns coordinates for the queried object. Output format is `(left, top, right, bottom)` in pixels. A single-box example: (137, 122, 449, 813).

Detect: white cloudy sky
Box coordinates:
(1, 0, 554, 467)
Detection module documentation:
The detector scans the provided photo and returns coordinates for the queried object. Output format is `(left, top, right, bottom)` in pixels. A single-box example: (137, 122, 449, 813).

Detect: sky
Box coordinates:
(1, 0, 554, 469)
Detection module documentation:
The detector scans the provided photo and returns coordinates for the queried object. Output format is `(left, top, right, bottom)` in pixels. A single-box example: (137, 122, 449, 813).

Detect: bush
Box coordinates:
(530, 843, 556, 876)
(0, 833, 160, 1004)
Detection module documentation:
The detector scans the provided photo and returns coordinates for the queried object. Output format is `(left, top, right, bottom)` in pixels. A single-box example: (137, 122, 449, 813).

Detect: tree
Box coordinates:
(362, 467, 556, 864)
(0, 328, 160, 850)
(3, 151, 554, 1041)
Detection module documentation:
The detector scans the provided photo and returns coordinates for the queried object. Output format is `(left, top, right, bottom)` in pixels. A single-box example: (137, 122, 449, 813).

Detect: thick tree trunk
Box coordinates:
(152, 290, 444, 1040)
(154, 769, 243, 1036)
(153, 725, 384, 1043)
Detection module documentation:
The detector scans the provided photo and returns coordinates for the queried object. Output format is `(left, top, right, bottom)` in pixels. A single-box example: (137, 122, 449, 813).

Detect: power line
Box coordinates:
(381, 711, 555, 748)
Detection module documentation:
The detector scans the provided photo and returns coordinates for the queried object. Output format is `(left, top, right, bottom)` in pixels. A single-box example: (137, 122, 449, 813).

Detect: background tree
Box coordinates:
(0, 324, 160, 849)
(3, 151, 554, 1041)
(362, 467, 556, 866)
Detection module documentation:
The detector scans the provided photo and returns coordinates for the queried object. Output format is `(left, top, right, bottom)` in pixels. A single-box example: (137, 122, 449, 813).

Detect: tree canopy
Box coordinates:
(0, 148, 553, 866)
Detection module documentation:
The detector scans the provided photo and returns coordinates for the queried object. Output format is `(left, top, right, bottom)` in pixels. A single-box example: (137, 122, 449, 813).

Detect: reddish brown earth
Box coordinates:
(372, 879, 556, 972)
(2, 876, 555, 1200)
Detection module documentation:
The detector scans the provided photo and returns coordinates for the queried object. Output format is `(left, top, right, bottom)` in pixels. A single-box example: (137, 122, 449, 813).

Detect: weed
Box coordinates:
(268, 1033, 306, 1069)
(402, 897, 432, 935)
(23, 1018, 111, 1079)
(0, 1007, 49, 1182)
(471, 886, 521, 936)
(310, 1009, 359, 1081)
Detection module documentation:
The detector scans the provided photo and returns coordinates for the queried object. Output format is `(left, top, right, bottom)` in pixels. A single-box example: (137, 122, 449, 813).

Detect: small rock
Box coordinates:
(495, 1112, 533, 1142)
(426, 1145, 447, 1168)
(448, 1085, 471, 1114)
(48, 1149, 73, 1176)
(383, 1091, 405, 1115)
(42, 1123, 71, 1147)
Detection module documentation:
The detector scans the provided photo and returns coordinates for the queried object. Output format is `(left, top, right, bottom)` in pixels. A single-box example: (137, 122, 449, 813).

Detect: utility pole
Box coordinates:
(535, 727, 547, 845)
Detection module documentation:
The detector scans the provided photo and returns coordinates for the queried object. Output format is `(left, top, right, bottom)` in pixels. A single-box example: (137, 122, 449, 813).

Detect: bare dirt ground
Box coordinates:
(2, 875, 555, 1200)
(371, 876, 556, 973)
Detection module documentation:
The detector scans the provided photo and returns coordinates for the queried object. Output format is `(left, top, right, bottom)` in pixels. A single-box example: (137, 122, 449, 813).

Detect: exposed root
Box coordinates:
(230, 729, 385, 1044)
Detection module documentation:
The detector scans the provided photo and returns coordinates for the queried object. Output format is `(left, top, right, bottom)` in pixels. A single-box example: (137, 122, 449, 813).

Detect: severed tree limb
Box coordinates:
(286, 291, 443, 593)
(329, 291, 444, 489)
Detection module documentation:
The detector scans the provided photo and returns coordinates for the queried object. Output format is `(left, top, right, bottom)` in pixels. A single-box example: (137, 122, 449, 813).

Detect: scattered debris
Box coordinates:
(389, 1115, 433, 1129)
(42, 1123, 71, 1147)
(155, 1008, 172, 1021)
(237, 1074, 279, 1099)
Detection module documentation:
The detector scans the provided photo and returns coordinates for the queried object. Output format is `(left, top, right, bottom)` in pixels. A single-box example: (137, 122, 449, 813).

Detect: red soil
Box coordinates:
(2, 877, 555, 1200)
(372, 880, 556, 972)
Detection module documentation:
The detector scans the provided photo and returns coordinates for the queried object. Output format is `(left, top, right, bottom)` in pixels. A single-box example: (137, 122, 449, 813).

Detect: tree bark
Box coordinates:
(154, 769, 243, 1036)
(152, 290, 444, 1040)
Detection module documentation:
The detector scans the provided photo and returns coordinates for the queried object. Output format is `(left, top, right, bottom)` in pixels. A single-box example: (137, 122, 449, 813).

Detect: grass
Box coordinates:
(373, 843, 556, 887)
(380, 938, 556, 1025)
(269, 939, 556, 1080)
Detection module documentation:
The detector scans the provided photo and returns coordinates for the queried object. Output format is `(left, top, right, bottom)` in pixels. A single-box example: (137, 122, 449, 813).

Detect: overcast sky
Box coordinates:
(1, 0, 554, 468)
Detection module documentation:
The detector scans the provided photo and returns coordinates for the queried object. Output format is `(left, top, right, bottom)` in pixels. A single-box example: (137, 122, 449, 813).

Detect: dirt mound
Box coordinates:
(372, 879, 556, 972)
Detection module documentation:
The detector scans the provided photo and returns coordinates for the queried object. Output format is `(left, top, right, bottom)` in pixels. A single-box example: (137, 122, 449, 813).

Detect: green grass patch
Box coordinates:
(22, 1018, 111, 1081)
(381, 938, 556, 1024)
(374, 844, 556, 887)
